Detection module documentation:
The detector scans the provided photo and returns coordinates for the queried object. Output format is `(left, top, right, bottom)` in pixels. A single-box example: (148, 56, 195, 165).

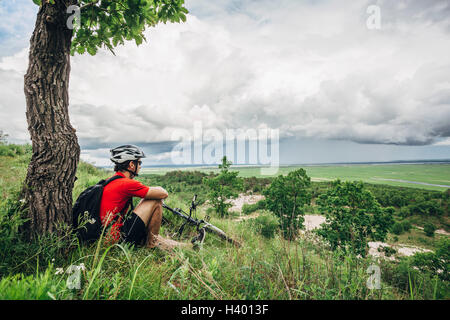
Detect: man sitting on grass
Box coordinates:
(100, 144, 179, 249)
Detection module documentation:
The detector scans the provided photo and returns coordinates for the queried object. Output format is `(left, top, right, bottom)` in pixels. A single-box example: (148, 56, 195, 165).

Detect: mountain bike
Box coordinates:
(162, 195, 240, 247)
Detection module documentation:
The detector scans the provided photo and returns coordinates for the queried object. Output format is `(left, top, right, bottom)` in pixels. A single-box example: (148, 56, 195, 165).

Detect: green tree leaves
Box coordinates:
(316, 180, 393, 257)
(65, 0, 188, 56)
(263, 169, 311, 240)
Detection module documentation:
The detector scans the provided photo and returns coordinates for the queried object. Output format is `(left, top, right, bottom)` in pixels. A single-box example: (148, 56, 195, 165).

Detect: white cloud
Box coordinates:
(433, 138, 450, 146)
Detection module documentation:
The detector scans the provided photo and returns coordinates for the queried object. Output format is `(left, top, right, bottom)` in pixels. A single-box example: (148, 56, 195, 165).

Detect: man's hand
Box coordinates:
(144, 186, 169, 200)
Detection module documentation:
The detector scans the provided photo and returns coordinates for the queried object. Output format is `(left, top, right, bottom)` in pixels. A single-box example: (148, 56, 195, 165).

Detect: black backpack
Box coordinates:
(72, 175, 133, 243)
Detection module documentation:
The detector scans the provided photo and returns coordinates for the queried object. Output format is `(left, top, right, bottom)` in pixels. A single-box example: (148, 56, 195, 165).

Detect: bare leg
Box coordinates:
(133, 199, 163, 248)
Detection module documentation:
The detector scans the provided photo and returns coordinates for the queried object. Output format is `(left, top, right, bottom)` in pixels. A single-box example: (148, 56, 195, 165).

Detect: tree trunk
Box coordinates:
(23, 1, 80, 238)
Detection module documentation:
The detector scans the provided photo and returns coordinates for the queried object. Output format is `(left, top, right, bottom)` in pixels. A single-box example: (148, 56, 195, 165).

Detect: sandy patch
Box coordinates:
(368, 241, 432, 260)
(436, 229, 450, 236)
(303, 215, 327, 231)
(414, 225, 450, 236)
(227, 193, 265, 212)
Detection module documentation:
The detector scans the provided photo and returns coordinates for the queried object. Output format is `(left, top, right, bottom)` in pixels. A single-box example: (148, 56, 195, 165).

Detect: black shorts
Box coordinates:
(120, 212, 147, 246)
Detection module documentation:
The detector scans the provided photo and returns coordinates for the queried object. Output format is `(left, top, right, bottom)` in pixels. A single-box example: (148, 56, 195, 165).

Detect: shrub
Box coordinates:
(203, 157, 242, 218)
(242, 203, 258, 215)
(410, 200, 443, 216)
(399, 206, 410, 218)
(263, 169, 311, 240)
(316, 180, 393, 257)
(401, 221, 412, 233)
(391, 222, 404, 235)
(410, 238, 449, 282)
(249, 212, 280, 238)
(242, 200, 265, 215)
(378, 245, 397, 257)
(423, 223, 436, 237)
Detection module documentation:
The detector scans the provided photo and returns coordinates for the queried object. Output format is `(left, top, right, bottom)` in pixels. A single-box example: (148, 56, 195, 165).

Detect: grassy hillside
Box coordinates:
(0, 145, 448, 299)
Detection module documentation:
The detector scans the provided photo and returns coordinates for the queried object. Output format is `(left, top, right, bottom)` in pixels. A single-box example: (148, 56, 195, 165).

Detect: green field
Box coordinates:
(142, 164, 450, 191)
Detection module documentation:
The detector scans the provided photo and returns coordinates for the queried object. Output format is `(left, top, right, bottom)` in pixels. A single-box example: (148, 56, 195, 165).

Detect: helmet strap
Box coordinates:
(124, 160, 139, 178)
(123, 168, 139, 178)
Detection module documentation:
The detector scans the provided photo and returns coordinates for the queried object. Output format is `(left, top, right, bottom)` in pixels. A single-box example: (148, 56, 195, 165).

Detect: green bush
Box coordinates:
(316, 181, 393, 257)
(410, 200, 444, 216)
(401, 221, 412, 232)
(399, 206, 410, 218)
(378, 245, 397, 257)
(249, 212, 280, 238)
(0, 144, 32, 157)
(424, 223, 436, 237)
(263, 169, 311, 240)
(381, 258, 449, 299)
(242, 203, 258, 215)
(391, 222, 404, 235)
(410, 238, 449, 282)
(242, 200, 266, 215)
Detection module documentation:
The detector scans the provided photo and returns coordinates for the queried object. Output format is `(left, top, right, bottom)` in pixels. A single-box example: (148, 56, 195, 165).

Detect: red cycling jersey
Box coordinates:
(99, 171, 149, 241)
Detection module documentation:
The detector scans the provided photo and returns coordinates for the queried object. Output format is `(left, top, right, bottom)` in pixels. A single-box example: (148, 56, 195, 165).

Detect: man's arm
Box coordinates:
(144, 186, 169, 200)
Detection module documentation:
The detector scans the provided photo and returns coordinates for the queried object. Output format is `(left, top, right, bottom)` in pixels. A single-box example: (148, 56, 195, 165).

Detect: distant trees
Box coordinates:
(242, 176, 272, 193)
(164, 170, 208, 185)
(316, 180, 393, 257)
(0, 130, 8, 145)
(263, 169, 311, 240)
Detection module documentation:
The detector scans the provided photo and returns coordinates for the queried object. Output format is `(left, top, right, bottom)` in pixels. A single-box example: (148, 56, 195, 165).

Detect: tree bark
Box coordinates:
(23, 0, 80, 237)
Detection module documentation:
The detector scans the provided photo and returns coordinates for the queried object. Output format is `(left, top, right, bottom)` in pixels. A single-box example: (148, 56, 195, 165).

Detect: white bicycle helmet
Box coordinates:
(110, 145, 146, 164)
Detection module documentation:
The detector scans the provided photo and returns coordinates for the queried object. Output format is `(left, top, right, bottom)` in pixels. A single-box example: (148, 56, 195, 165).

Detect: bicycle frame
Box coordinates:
(162, 195, 240, 247)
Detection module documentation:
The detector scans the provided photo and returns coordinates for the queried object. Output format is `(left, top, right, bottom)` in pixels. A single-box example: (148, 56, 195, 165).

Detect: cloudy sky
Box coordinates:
(1, 0, 450, 167)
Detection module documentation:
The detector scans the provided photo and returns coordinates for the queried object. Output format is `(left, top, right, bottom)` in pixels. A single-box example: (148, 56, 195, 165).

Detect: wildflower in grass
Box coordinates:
(55, 268, 64, 275)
